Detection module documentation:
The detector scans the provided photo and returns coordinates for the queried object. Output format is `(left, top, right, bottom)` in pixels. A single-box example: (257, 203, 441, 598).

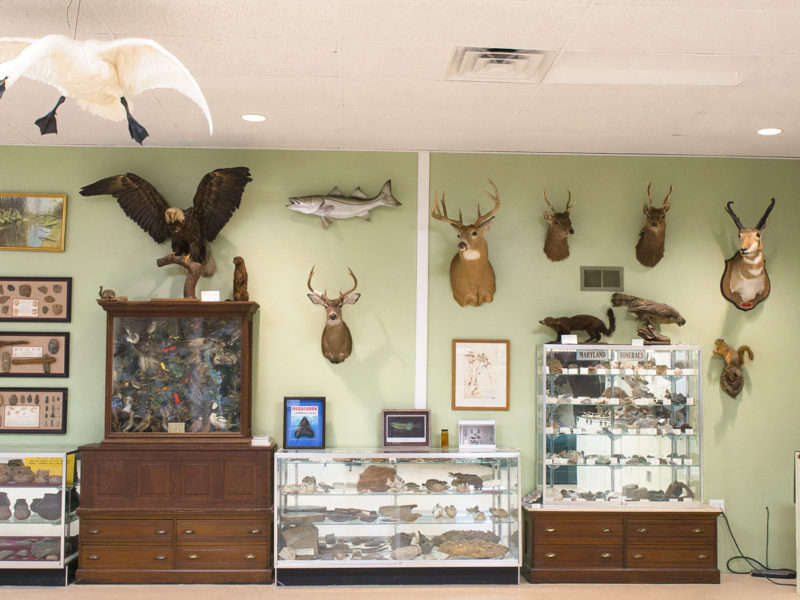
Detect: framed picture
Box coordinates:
(452, 339, 509, 410)
(0, 332, 69, 377)
(0, 388, 67, 433)
(0, 277, 72, 322)
(382, 409, 430, 449)
(458, 420, 496, 450)
(283, 397, 325, 449)
(0, 193, 67, 252)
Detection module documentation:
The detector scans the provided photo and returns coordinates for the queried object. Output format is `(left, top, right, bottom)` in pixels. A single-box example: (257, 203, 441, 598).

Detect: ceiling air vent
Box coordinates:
(581, 266, 623, 292)
(446, 47, 554, 83)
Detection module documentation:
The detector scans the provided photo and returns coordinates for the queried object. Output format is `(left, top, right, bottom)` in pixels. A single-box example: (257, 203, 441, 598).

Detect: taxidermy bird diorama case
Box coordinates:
(98, 299, 258, 443)
(535, 344, 703, 506)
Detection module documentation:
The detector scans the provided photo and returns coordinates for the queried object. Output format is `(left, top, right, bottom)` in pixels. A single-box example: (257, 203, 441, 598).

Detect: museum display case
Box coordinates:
(274, 448, 521, 585)
(536, 344, 703, 505)
(97, 299, 259, 442)
(0, 449, 80, 585)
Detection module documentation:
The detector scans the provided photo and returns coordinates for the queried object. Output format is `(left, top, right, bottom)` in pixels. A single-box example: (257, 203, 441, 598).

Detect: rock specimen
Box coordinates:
(445, 505, 457, 518)
(489, 508, 508, 519)
(666, 480, 694, 500)
(19, 284, 31, 297)
(278, 546, 297, 560)
(424, 478, 448, 492)
(449, 472, 483, 489)
(391, 545, 421, 560)
(358, 465, 398, 493)
(14, 499, 30, 520)
(31, 539, 60, 559)
(389, 532, 413, 549)
(281, 524, 319, 557)
(379, 504, 419, 520)
(432, 529, 500, 546)
(418, 532, 434, 554)
(439, 539, 508, 559)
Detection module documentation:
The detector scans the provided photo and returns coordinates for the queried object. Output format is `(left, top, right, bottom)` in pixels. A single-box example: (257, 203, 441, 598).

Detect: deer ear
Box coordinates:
(343, 293, 361, 305)
(663, 200, 671, 212)
(308, 294, 325, 306)
(477, 216, 495, 232)
(449, 222, 461, 233)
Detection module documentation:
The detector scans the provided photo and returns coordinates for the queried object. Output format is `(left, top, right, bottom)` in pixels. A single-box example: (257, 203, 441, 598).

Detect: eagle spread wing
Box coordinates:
(191, 167, 252, 242)
(80, 173, 170, 243)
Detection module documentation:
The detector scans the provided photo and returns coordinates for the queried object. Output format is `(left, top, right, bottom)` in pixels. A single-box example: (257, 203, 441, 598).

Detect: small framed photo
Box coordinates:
(283, 397, 325, 449)
(0, 332, 69, 377)
(452, 339, 509, 410)
(382, 409, 430, 449)
(0, 193, 67, 252)
(0, 277, 72, 322)
(0, 388, 67, 433)
(458, 420, 496, 450)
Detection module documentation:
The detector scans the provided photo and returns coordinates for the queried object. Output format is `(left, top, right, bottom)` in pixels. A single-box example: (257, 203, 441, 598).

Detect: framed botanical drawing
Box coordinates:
(283, 397, 325, 449)
(382, 409, 430, 449)
(452, 339, 509, 410)
(0, 193, 67, 252)
(0, 276, 72, 322)
(0, 388, 67, 433)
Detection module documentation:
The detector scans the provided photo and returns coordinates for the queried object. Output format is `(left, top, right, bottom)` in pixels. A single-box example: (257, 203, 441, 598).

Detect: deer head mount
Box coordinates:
(431, 179, 500, 307)
(307, 267, 360, 363)
(635, 182, 672, 267)
(542, 189, 574, 262)
(720, 198, 775, 311)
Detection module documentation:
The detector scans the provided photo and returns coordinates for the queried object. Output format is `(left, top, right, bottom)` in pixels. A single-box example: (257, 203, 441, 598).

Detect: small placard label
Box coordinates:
(577, 349, 610, 361)
(618, 350, 648, 360)
(168, 422, 187, 433)
(12, 298, 38, 317)
(12, 345, 43, 358)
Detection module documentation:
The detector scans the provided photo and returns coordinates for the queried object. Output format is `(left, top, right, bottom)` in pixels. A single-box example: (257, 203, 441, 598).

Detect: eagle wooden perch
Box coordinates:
(80, 167, 252, 299)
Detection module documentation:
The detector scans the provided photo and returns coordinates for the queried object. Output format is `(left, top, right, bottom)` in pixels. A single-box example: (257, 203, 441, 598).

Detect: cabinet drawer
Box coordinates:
(626, 545, 715, 567)
(82, 519, 173, 542)
(535, 517, 623, 542)
(627, 519, 715, 541)
(175, 546, 268, 569)
(81, 546, 174, 569)
(535, 545, 623, 568)
(176, 520, 269, 541)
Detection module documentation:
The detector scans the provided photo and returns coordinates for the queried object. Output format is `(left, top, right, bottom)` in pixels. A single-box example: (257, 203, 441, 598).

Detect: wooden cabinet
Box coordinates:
(521, 507, 720, 583)
(76, 443, 275, 584)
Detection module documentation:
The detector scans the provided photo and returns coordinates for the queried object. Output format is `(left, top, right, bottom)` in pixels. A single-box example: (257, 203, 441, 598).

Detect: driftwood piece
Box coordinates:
(156, 253, 203, 299)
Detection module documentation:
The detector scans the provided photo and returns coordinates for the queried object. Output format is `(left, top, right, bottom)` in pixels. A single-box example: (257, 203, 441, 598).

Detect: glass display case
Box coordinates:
(536, 344, 702, 506)
(275, 448, 520, 584)
(0, 449, 79, 585)
(98, 300, 258, 442)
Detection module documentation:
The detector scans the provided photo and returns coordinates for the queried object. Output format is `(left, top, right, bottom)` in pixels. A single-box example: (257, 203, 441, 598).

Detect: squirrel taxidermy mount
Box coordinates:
(712, 338, 753, 398)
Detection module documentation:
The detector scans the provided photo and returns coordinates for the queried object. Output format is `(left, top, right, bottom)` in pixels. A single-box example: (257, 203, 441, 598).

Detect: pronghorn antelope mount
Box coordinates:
(635, 182, 672, 267)
(542, 189, 574, 262)
(431, 179, 500, 307)
(307, 267, 361, 363)
(721, 198, 775, 311)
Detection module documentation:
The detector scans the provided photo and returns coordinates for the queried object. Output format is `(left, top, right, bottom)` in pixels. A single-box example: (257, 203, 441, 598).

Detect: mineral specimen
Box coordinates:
(425, 478, 448, 492)
(449, 472, 483, 489)
(438, 539, 508, 559)
(379, 504, 419, 520)
(391, 545, 421, 560)
(357, 465, 398, 493)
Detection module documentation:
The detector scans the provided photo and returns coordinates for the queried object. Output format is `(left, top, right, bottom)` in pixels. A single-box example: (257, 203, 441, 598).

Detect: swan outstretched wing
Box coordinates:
(98, 38, 213, 134)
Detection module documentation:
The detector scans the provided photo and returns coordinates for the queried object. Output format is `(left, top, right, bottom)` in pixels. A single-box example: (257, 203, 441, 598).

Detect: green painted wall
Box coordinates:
(1, 146, 798, 570)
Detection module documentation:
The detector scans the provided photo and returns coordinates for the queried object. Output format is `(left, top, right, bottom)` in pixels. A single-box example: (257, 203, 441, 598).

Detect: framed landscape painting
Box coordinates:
(0, 193, 67, 252)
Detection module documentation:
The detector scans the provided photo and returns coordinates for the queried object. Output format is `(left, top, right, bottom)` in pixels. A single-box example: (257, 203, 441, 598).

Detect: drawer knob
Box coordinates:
(601, 527, 613, 533)
(693, 528, 705, 535)
(88, 529, 100, 535)
(87, 555, 100, 561)
(600, 552, 613, 559)
(544, 527, 558, 533)
(182, 529, 195, 535)
(545, 552, 557, 559)
(244, 553, 256, 560)
(155, 529, 167, 535)
(633, 553, 644, 560)
(154, 555, 168, 561)
(188, 554, 200, 560)
(637, 528, 649, 534)
(249, 529, 262, 535)
(697, 554, 708, 560)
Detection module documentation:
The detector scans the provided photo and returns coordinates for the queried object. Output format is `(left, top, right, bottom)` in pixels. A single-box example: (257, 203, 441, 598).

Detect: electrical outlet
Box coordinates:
(709, 498, 725, 511)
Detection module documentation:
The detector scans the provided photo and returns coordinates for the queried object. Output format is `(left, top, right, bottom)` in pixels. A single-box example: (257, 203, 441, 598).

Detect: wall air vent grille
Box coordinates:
(446, 47, 554, 83)
(581, 266, 623, 292)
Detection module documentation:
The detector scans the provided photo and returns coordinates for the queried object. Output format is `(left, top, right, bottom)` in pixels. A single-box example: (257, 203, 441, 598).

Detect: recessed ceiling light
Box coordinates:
(241, 113, 266, 122)
(757, 127, 782, 136)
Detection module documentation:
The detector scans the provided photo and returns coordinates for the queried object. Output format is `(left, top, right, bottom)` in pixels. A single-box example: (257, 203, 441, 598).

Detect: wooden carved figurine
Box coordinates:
(636, 182, 672, 267)
(713, 338, 753, 398)
(721, 198, 775, 311)
(307, 267, 360, 364)
(542, 189, 574, 262)
(431, 179, 500, 307)
(233, 256, 249, 301)
(540, 308, 615, 343)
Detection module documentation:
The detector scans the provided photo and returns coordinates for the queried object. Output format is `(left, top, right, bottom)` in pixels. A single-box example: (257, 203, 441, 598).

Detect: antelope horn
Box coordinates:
(543, 189, 555, 213)
(725, 202, 744, 230)
(476, 178, 500, 226)
(307, 266, 326, 298)
(431, 191, 462, 226)
(565, 189, 574, 212)
(339, 267, 358, 298)
(755, 197, 776, 230)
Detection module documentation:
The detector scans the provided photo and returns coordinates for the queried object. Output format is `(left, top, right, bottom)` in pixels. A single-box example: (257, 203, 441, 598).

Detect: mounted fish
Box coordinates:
(287, 180, 400, 228)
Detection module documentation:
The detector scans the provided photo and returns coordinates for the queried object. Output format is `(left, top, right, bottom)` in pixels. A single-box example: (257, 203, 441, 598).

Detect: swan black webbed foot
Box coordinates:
(34, 95, 66, 135)
(120, 96, 149, 144)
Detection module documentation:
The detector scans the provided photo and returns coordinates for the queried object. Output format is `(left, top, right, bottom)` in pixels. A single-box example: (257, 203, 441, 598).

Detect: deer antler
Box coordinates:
(543, 189, 555, 213)
(431, 191, 463, 226)
(662, 185, 673, 208)
(565, 189, 574, 212)
(646, 182, 654, 208)
(307, 266, 327, 299)
(476, 179, 500, 226)
(338, 267, 358, 298)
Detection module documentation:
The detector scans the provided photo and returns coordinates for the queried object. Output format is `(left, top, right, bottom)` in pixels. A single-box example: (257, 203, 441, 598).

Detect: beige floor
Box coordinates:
(2, 575, 796, 600)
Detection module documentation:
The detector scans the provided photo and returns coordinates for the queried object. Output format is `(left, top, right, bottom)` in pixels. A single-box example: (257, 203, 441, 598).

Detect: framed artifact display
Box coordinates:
(0, 332, 69, 377)
(458, 419, 496, 450)
(0, 192, 67, 252)
(0, 277, 72, 322)
(382, 409, 430, 449)
(452, 339, 509, 410)
(98, 299, 259, 442)
(0, 387, 67, 433)
(283, 397, 325, 449)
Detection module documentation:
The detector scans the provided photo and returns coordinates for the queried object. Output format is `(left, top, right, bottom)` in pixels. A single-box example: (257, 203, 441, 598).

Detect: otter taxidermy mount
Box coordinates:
(712, 338, 753, 398)
(540, 308, 616, 343)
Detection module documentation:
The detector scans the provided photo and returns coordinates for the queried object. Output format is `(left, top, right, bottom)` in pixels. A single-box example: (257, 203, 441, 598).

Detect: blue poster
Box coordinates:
(285, 397, 324, 448)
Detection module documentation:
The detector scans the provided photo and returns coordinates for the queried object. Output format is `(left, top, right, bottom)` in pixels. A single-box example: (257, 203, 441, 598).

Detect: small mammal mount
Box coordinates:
(540, 308, 616, 343)
(712, 338, 753, 398)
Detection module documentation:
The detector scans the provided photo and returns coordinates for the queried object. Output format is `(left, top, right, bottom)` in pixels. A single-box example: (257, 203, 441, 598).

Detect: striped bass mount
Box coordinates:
(287, 180, 400, 228)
